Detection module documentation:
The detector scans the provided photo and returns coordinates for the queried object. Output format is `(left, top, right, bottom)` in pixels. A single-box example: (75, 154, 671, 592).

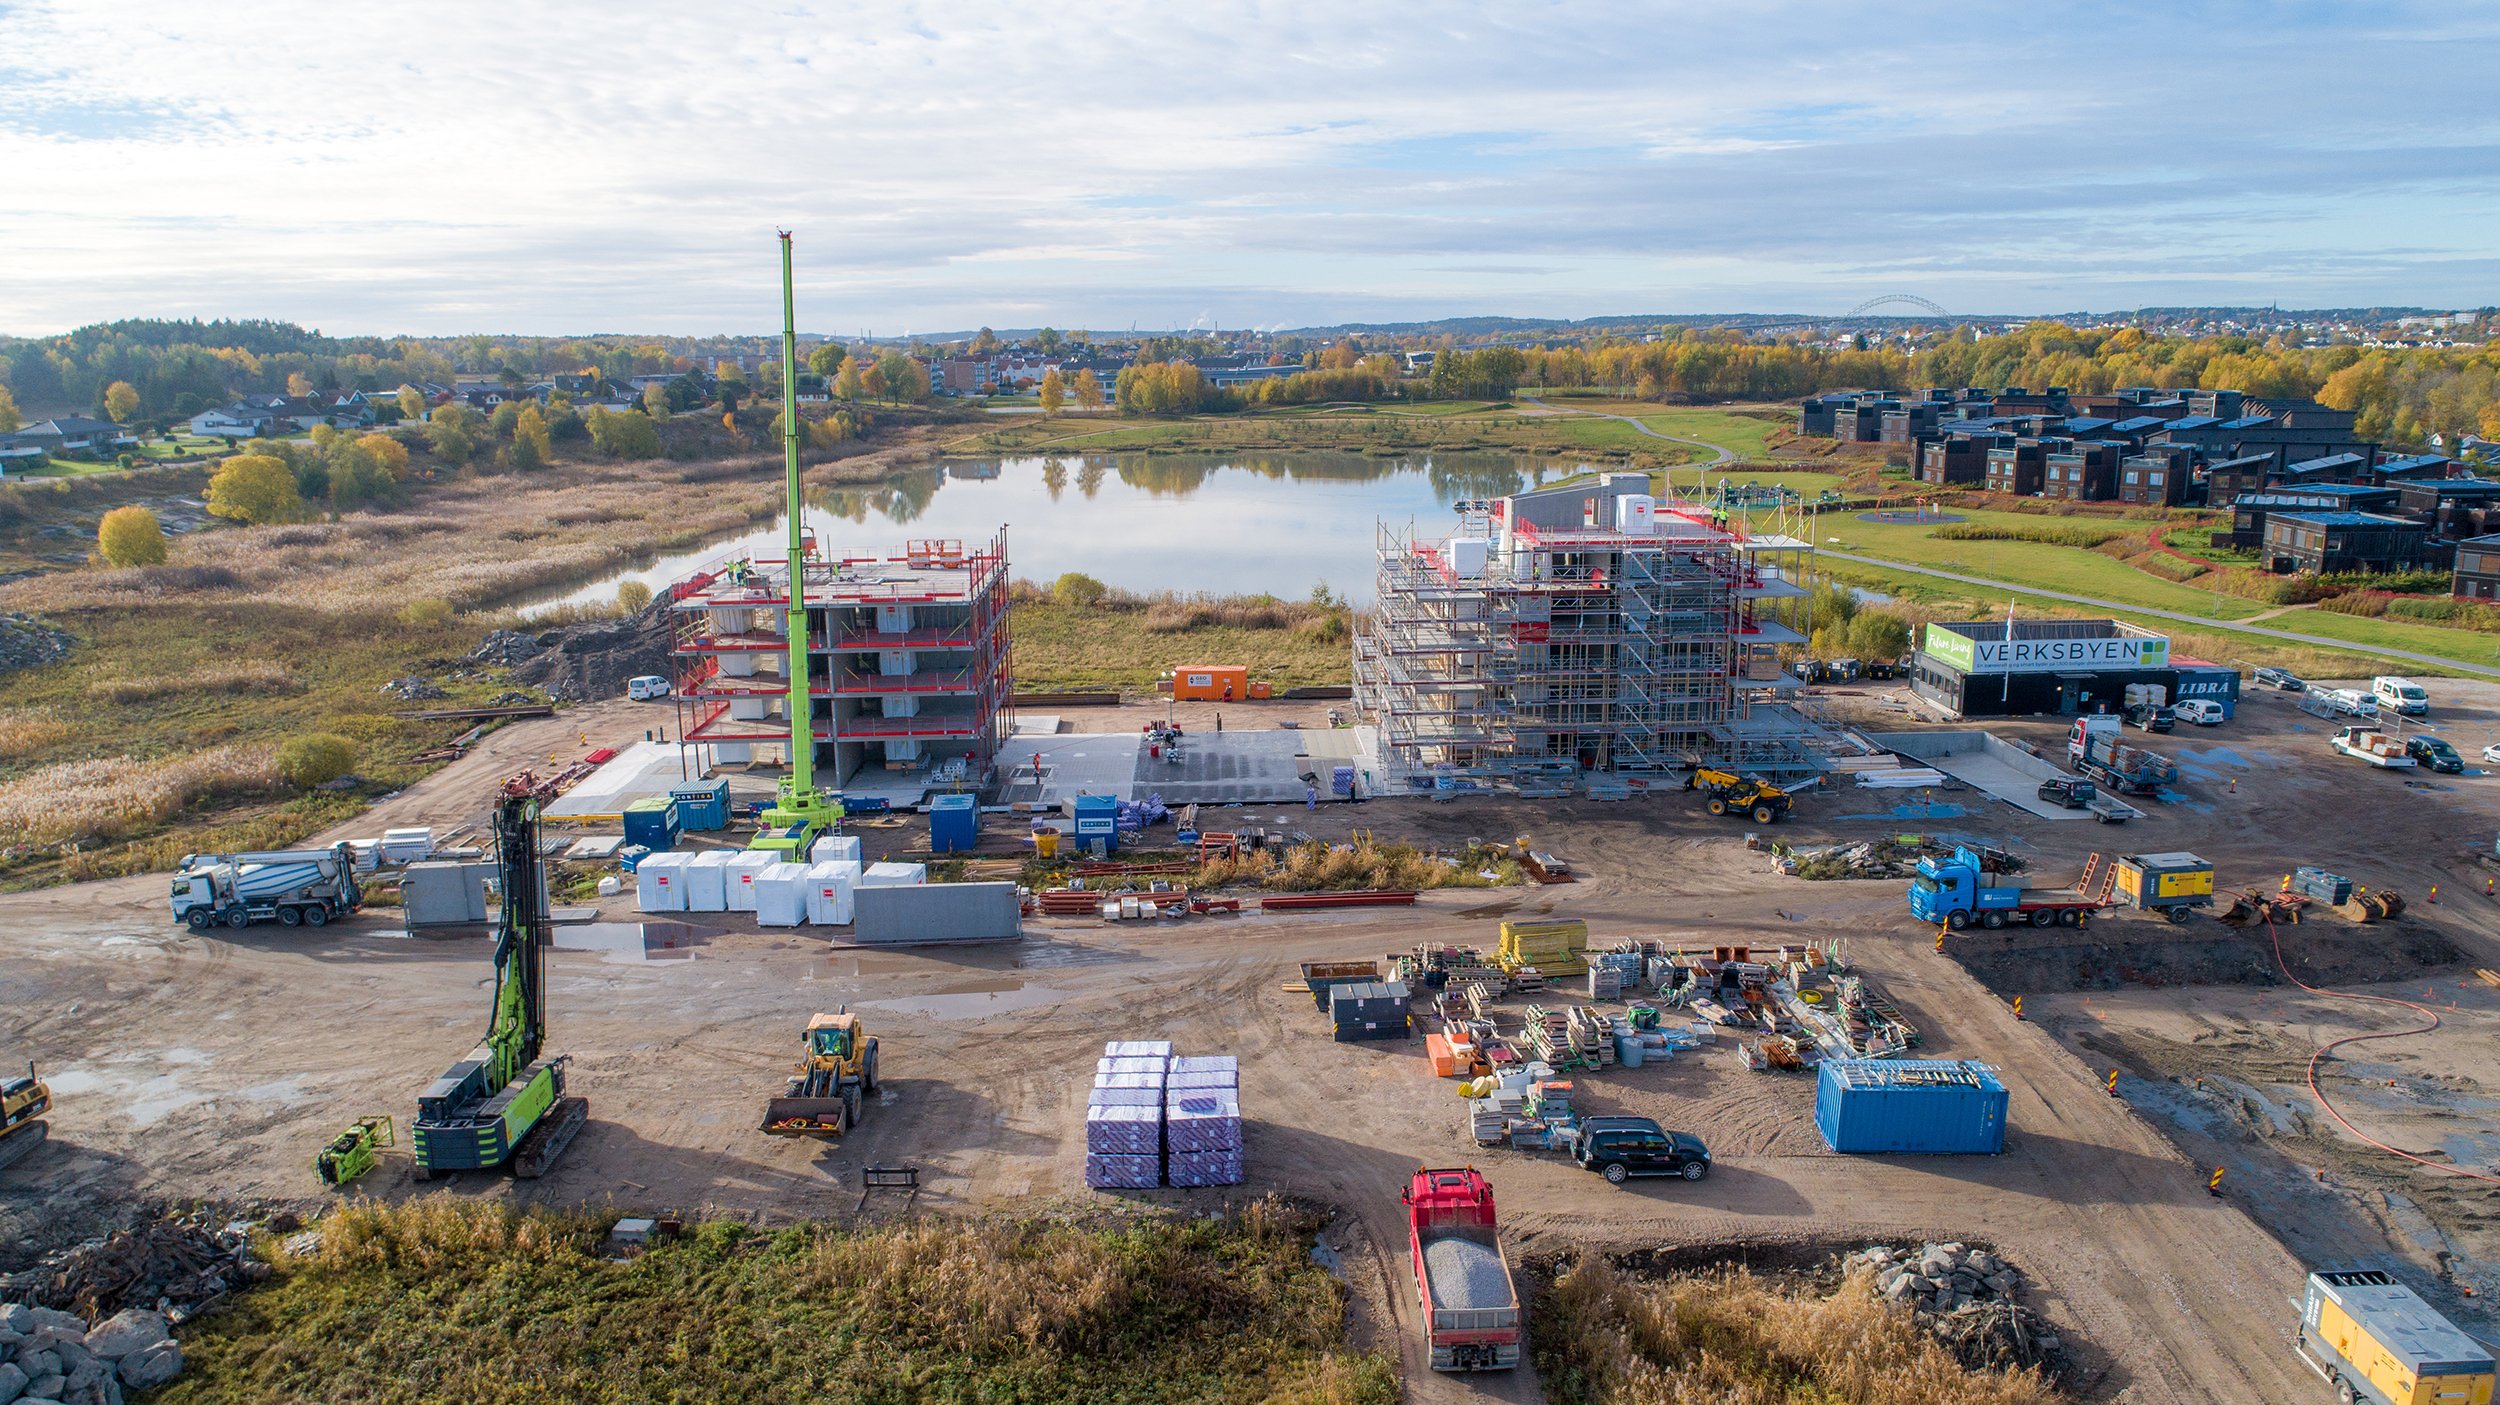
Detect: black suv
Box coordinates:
(2408, 736, 2465, 774)
(1572, 1116, 1711, 1185)
(2037, 776, 2098, 809)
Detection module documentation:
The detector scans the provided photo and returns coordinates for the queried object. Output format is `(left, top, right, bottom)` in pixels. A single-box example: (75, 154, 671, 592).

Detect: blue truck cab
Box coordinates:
(1908, 846, 2016, 925)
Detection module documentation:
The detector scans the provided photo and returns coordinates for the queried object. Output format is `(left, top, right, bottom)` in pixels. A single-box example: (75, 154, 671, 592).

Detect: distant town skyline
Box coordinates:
(4, 2, 2497, 337)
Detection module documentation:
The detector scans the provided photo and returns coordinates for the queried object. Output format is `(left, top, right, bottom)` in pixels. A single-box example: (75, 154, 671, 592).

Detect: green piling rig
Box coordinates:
(750, 232, 843, 858)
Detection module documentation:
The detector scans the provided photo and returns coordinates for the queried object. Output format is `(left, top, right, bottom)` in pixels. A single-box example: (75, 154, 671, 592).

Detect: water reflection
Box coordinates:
(523, 449, 1588, 615)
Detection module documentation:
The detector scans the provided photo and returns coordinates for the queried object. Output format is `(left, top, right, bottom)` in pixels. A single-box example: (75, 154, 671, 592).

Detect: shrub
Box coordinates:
(1051, 571, 1109, 607)
(275, 732, 359, 788)
(397, 598, 456, 628)
(616, 579, 654, 613)
(1932, 521, 2129, 548)
(96, 505, 169, 567)
(2319, 590, 2391, 617)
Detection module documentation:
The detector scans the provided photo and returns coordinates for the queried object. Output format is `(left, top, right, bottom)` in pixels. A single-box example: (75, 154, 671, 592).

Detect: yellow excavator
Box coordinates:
(761, 1012, 882, 1139)
(0, 1061, 52, 1172)
(1687, 768, 1792, 824)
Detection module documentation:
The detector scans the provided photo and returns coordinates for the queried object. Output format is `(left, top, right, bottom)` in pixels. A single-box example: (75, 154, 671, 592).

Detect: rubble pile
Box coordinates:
(0, 613, 75, 676)
(1845, 1242, 2066, 1378)
(467, 630, 547, 668)
(7, 1213, 266, 1325)
(380, 676, 448, 701)
(0, 1302, 187, 1403)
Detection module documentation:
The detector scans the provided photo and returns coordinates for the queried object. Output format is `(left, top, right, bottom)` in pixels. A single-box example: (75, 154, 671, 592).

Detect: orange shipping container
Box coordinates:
(1172, 665, 1250, 701)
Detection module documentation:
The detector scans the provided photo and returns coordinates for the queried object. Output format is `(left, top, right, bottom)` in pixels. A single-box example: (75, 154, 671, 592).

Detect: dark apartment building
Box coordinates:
(2042, 441, 2121, 501)
(2396, 477, 2500, 538)
(1984, 439, 2050, 496)
(2117, 446, 2197, 507)
(2262, 511, 2445, 575)
(2215, 485, 2396, 549)
(2453, 533, 2500, 601)
(1917, 435, 1994, 486)
(2367, 453, 2455, 487)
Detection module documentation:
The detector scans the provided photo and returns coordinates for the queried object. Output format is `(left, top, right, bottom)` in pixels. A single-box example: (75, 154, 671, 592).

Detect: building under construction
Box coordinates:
(1355, 475, 1821, 789)
(670, 530, 1010, 792)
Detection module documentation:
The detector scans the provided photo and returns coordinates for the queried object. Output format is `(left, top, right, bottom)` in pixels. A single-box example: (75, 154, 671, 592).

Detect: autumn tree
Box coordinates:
(1038, 368, 1065, 418)
(103, 380, 139, 423)
(286, 370, 314, 397)
(585, 407, 661, 459)
(834, 358, 865, 401)
(1072, 368, 1105, 413)
(642, 381, 672, 417)
(875, 350, 926, 403)
(96, 505, 167, 566)
(489, 401, 523, 439)
(397, 386, 426, 421)
(426, 403, 480, 467)
(970, 326, 1001, 354)
(0, 386, 18, 433)
(807, 342, 848, 378)
(355, 432, 409, 480)
(205, 454, 305, 524)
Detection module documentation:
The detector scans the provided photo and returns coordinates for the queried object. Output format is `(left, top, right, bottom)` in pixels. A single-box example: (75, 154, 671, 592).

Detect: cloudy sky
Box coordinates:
(2, 2, 2494, 336)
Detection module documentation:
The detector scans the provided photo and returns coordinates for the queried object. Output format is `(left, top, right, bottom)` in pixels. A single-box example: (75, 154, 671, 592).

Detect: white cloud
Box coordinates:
(1, 1, 2497, 333)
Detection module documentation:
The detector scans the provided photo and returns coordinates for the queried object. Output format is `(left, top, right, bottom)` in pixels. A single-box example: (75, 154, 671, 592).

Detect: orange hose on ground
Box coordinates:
(2265, 916, 2500, 1185)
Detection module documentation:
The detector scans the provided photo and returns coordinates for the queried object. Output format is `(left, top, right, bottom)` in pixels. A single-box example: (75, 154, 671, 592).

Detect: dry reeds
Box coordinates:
(0, 712, 73, 759)
(1535, 1255, 2061, 1405)
(0, 744, 280, 848)
(86, 660, 299, 705)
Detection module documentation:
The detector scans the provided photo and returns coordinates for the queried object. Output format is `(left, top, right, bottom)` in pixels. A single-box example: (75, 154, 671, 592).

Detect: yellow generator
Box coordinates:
(2298, 1268, 2493, 1405)
(1496, 919, 1588, 977)
(2112, 851, 2214, 925)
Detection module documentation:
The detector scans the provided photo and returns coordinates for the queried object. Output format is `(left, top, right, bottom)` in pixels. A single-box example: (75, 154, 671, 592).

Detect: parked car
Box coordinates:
(2407, 736, 2465, 773)
(1572, 1116, 1711, 1185)
(2254, 667, 2306, 692)
(2038, 776, 2099, 809)
(2482, 742, 2500, 767)
(2125, 703, 2175, 733)
(2175, 699, 2226, 726)
(626, 674, 672, 701)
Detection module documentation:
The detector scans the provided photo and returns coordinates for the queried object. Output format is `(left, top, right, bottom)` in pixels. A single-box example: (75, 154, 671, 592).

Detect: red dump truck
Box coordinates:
(1403, 1167, 1524, 1372)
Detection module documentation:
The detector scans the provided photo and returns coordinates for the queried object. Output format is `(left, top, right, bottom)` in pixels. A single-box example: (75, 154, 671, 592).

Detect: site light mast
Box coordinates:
(747, 232, 842, 858)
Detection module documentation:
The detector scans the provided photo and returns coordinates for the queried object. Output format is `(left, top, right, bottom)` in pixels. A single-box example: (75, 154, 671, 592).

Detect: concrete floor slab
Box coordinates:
(1864, 729, 2121, 821)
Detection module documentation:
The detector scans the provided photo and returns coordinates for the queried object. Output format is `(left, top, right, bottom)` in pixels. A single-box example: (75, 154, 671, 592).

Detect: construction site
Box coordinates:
(10, 251, 2500, 1405)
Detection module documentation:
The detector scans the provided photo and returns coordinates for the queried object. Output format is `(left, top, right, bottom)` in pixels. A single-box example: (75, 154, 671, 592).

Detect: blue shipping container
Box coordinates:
(622, 796, 681, 852)
(1815, 1059, 2008, 1155)
(929, 793, 979, 853)
(1072, 794, 1120, 854)
(669, 780, 730, 831)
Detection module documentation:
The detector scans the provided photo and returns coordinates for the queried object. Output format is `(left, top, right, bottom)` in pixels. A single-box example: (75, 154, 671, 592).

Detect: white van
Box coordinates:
(2373, 675, 2429, 716)
(2175, 699, 2225, 726)
(626, 675, 672, 701)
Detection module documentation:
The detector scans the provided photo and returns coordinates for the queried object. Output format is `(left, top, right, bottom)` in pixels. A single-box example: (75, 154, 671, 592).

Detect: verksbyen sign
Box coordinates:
(1965, 635, 2169, 674)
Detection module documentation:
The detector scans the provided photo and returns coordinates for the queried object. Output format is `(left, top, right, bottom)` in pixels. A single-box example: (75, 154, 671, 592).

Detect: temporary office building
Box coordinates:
(633, 850, 691, 913)
(810, 833, 863, 865)
(861, 861, 926, 887)
(753, 861, 812, 927)
(724, 849, 776, 912)
(802, 860, 857, 925)
(1815, 1059, 2008, 1155)
(683, 848, 733, 912)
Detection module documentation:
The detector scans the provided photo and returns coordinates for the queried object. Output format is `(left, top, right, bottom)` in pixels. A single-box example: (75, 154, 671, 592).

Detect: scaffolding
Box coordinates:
(1358, 480, 1836, 788)
(668, 527, 1011, 790)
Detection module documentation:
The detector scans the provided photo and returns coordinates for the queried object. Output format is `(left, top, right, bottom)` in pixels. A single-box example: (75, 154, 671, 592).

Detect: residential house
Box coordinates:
(2394, 477, 2500, 539)
(1916, 434, 1995, 486)
(0, 416, 138, 464)
(2278, 452, 2372, 488)
(2367, 452, 2455, 487)
(2217, 485, 2396, 550)
(2116, 446, 2197, 507)
(2262, 511, 2445, 575)
(1983, 439, 2050, 496)
(2452, 533, 2500, 601)
(2203, 451, 2280, 503)
(2042, 440, 2121, 501)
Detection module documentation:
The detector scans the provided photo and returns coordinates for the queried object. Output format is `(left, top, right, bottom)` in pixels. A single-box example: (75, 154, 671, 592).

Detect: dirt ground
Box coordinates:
(11, 680, 2500, 1403)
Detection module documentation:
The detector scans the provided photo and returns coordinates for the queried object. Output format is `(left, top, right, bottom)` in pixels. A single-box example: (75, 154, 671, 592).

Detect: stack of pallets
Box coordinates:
(1568, 1005, 1616, 1067)
(1521, 1005, 1580, 1068)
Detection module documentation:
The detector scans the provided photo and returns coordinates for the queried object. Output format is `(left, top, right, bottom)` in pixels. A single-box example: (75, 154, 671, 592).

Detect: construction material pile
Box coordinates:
(0, 1302, 189, 1401)
(1084, 1042, 1243, 1190)
(1496, 919, 1589, 977)
(7, 1212, 265, 1324)
(1845, 1242, 2066, 1378)
(1779, 837, 1977, 881)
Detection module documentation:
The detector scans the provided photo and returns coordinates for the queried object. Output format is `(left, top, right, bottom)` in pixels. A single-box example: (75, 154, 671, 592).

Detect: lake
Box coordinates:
(523, 450, 1605, 616)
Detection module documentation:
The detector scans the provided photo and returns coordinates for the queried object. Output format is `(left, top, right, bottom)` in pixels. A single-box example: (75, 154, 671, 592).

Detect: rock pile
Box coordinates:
(0, 613, 75, 676)
(6, 1213, 265, 1325)
(0, 1302, 185, 1403)
(380, 676, 447, 701)
(1845, 1242, 2066, 1377)
(468, 629, 547, 668)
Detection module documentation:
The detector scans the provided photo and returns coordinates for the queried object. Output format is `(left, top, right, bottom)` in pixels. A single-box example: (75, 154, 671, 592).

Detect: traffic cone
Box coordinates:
(2107, 1069, 2120, 1097)
(2208, 1167, 2225, 1196)
(2012, 995, 2024, 1021)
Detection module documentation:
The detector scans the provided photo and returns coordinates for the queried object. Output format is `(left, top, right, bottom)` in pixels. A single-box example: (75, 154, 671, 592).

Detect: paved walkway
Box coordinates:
(1822, 548, 2500, 679)
(1519, 396, 1736, 464)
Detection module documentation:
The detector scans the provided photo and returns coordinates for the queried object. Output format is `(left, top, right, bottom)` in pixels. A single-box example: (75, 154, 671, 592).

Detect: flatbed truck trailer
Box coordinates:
(1909, 845, 2101, 930)
(1404, 1167, 1523, 1372)
(2295, 1267, 2493, 1405)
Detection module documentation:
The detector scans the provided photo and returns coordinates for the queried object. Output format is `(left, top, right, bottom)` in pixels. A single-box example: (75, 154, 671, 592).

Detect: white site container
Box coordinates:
(682, 848, 733, 912)
(810, 833, 863, 865)
(1613, 494, 1656, 533)
(633, 851, 690, 913)
(380, 827, 435, 864)
(861, 861, 926, 888)
(1447, 536, 1490, 579)
(803, 860, 856, 925)
(753, 862, 811, 927)
(725, 849, 776, 912)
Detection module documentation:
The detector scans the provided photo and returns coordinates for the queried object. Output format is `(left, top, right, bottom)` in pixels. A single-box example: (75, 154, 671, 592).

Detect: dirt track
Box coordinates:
(11, 683, 2500, 1401)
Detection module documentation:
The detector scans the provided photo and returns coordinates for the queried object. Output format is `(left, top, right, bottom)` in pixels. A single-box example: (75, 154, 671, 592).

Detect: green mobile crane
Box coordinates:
(410, 775, 587, 1179)
(748, 232, 844, 862)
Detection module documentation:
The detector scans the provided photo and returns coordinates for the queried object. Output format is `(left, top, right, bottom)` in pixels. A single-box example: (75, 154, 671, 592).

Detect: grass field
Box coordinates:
(1011, 587, 1353, 692)
(1553, 401, 1794, 461)
(159, 1200, 1393, 1405)
(1821, 506, 2271, 621)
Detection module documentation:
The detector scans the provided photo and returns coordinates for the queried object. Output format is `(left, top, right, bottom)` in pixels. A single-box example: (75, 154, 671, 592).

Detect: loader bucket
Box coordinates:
(761, 1096, 847, 1138)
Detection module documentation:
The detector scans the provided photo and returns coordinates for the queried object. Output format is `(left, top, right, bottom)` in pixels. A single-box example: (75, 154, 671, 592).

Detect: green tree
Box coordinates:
(1035, 327, 1064, 354)
(327, 440, 399, 513)
(509, 406, 552, 470)
(204, 454, 305, 524)
(807, 342, 847, 378)
(617, 579, 654, 613)
(0, 385, 19, 433)
(397, 385, 426, 421)
(96, 505, 167, 566)
(971, 326, 1001, 354)
(876, 350, 926, 403)
(426, 403, 480, 467)
(275, 732, 359, 788)
(643, 381, 671, 417)
(1038, 368, 1065, 418)
(489, 401, 523, 439)
(103, 380, 139, 423)
(1051, 571, 1108, 606)
(585, 407, 661, 459)
(1845, 610, 1912, 662)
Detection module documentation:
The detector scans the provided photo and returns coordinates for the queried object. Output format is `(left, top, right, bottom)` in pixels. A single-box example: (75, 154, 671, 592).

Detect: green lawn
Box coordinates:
(16, 456, 120, 478)
(2259, 606, 2500, 670)
(1819, 505, 2272, 621)
(1634, 407, 1789, 460)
